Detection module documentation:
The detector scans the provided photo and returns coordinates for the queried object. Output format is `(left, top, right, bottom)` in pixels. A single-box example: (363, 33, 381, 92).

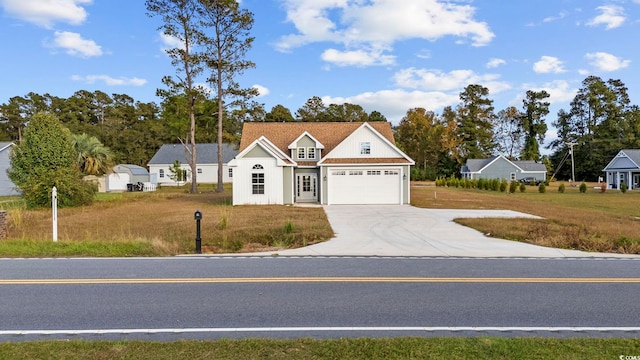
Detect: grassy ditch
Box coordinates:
(0, 185, 333, 257)
(0, 338, 639, 359)
(412, 182, 640, 254)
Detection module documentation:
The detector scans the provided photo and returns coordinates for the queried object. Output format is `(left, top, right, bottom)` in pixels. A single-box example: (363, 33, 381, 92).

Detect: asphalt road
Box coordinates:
(1, 256, 639, 341)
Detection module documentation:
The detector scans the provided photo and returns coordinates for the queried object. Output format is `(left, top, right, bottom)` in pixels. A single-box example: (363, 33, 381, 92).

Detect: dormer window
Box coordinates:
(307, 147, 316, 159)
(297, 147, 306, 159)
(360, 142, 371, 155)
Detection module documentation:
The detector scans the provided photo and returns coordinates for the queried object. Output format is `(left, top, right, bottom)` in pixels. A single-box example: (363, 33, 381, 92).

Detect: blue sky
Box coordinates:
(1, 0, 639, 147)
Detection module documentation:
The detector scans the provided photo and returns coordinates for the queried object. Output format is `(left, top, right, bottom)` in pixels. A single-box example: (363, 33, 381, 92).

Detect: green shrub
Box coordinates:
(509, 181, 518, 193)
(519, 183, 526, 193)
(558, 183, 565, 193)
(621, 183, 628, 193)
(538, 183, 546, 193)
(499, 179, 508, 193)
(491, 178, 500, 192)
(8, 112, 96, 208)
(579, 182, 587, 193)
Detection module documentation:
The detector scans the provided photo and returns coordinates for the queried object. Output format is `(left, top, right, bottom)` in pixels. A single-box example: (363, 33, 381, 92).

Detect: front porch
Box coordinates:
(605, 170, 640, 190)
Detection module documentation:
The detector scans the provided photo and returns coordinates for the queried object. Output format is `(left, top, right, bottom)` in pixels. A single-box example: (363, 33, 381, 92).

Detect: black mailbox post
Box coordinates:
(194, 210, 202, 254)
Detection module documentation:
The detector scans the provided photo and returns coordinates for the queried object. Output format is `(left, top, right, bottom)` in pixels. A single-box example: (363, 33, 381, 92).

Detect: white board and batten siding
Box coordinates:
(327, 125, 400, 159)
(232, 157, 283, 205)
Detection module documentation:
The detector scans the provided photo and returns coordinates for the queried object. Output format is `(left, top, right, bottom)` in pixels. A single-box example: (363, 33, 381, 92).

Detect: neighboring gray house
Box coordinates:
(106, 164, 151, 192)
(461, 155, 547, 182)
(148, 143, 239, 186)
(0, 142, 19, 196)
(603, 149, 640, 190)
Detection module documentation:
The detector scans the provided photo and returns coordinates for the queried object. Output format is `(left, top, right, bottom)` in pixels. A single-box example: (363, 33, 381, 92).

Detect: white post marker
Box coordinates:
(52, 186, 58, 242)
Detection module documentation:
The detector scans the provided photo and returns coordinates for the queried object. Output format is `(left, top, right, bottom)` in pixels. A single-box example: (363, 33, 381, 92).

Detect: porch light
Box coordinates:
(323, 175, 327, 181)
(403, 174, 407, 180)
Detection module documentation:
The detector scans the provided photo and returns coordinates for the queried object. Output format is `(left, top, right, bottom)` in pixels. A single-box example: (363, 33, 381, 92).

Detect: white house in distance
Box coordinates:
(148, 143, 239, 186)
(0, 142, 19, 196)
(229, 122, 414, 205)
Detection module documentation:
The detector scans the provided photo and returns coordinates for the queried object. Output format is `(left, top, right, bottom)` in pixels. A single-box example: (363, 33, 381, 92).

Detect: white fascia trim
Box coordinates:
(287, 131, 325, 150)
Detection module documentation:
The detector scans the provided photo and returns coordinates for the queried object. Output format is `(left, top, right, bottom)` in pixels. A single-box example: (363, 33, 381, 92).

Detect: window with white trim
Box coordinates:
(197, 168, 202, 174)
(159, 169, 165, 178)
(297, 147, 306, 159)
(510, 172, 516, 181)
(360, 142, 371, 155)
(228, 168, 233, 178)
(252, 164, 264, 194)
(307, 147, 316, 159)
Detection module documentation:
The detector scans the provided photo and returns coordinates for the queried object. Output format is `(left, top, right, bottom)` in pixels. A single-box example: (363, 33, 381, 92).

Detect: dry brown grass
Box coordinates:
(5, 190, 333, 255)
(411, 182, 640, 254)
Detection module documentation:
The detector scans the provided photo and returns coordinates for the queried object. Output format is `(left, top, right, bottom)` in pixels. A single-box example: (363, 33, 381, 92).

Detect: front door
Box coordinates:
(296, 174, 317, 202)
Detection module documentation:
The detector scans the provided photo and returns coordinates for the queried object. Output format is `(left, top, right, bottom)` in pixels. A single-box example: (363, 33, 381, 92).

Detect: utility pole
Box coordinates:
(566, 142, 577, 184)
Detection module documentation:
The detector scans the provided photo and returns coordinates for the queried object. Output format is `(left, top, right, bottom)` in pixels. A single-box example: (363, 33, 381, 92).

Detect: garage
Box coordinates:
(327, 168, 401, 205)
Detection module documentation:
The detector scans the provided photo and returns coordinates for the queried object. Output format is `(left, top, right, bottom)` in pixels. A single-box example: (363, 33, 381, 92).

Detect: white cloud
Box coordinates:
(486, 58, 506, 68)
(276, 0, 494, 65)
(543, 11, 568, 23)
(533, 56, 566, 74)
(322, 89, 460, 124)
(393, 68, 510, 94)
(585, 52, 631, 71)
(586, 5, 625, 30)
(71, 75, 147, 86)
(49, 31, 102, 57)
(523, 80, 578, 104)
(321, 48, 395, 67)
(159, 32, 184, 50)
(253, 84, 270, 97)
(0, 0, 91, 28)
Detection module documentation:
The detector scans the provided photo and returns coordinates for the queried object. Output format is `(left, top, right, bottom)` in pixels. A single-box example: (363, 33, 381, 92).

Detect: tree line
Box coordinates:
(394, 75, 640, 182)
(1, 76, 637, 184)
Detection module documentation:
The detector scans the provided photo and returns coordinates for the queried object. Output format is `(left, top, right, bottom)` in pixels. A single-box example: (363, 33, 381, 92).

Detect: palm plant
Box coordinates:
(72, 133, 115, 176)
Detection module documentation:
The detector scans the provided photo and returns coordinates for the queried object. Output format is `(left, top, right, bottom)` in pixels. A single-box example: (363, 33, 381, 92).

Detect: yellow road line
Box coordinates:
(1, 277, 640, 285)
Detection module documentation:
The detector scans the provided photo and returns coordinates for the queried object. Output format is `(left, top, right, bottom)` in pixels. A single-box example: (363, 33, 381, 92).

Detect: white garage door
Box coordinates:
(328, 168, 401, 205)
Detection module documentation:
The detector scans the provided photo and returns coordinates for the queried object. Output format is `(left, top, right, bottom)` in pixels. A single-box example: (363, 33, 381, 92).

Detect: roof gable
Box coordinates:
(287, 131, 325, 150)
(231, 136, 296, 166)
(603, 150, 640, 171)
(318, 122, 413, 163)
(0, 142, 14, 153)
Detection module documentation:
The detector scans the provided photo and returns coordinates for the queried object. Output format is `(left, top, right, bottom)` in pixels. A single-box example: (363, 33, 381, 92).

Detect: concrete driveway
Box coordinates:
(270, 205, 638, 258)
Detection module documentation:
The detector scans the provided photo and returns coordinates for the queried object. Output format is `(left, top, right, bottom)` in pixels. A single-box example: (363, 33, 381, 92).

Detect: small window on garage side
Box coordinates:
(252, 164, 264, 195)
(360, 142, 371, 155)
(197, 168, 202, 174)
(510, 172, 516, 181)
(159, 169, 165, 178)
(228, 168, 233, 178)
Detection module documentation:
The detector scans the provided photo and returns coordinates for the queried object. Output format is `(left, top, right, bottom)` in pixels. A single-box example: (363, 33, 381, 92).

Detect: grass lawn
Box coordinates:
(1, 181, 640, 256)
(0, 184, 333, 257)
(0, 338, 639, 359)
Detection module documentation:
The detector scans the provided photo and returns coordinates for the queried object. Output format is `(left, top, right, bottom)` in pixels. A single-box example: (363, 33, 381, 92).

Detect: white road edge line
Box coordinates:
(1, 327, 640, 335)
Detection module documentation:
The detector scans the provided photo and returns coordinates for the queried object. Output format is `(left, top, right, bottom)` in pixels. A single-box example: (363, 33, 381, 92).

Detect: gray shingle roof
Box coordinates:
(148, 143, 239, 165)
(621, 149, 640, 166)
(462, 156, 546, 173)
(513, 160, 547, 172)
